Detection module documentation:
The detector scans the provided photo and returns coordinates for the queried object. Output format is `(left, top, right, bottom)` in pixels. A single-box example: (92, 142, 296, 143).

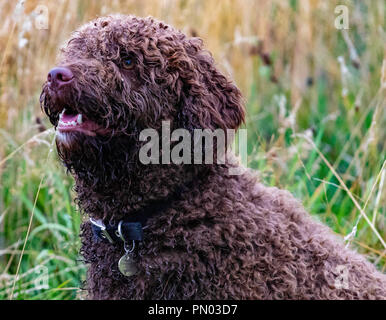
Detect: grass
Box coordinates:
(0, 0, 385, 299)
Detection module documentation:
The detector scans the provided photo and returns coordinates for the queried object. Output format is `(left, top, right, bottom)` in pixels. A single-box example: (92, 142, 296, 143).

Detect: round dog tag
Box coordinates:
(118, 253, 138, 277)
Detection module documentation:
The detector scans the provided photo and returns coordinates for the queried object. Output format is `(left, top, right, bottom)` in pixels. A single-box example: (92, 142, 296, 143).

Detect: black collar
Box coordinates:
(90, 184, 189, 245)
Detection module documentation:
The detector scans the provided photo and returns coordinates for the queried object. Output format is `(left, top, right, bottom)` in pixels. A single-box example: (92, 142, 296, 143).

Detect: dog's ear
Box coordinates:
(175, 37, 245, 133)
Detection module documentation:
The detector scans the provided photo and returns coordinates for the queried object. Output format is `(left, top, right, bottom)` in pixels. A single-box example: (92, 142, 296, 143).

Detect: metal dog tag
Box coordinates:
(118, 253, 138, 277)
(117, 222, 138, 277)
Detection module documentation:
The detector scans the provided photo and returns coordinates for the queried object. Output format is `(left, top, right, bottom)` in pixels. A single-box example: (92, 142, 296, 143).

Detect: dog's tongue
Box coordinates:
(61, 113, 78, 123)
(58, 111, 83, 129)
(58, 110, 110, 136)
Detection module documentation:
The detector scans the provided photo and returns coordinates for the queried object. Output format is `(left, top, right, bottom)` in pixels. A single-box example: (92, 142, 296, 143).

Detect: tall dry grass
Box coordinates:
(0, 0, 385, 299)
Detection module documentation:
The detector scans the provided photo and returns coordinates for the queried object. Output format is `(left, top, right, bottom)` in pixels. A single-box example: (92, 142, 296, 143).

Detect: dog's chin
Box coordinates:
(56, 130, 90, 151)
(55, 130, 102, 172)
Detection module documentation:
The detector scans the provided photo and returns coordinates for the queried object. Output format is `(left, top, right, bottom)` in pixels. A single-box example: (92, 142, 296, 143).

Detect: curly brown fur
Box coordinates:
(41, 14, 386, 300)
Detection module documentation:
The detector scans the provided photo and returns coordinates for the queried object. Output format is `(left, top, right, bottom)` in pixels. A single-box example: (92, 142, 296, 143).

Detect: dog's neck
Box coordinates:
(71, 160, 211, 221)
(57, 133, 237, 221)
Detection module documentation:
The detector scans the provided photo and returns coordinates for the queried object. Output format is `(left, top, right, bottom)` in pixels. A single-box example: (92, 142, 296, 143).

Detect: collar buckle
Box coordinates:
(90, 218, 115, 244)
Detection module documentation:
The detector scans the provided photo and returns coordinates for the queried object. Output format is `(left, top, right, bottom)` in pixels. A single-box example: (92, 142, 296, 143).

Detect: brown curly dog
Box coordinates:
(40, 14, 386, 299)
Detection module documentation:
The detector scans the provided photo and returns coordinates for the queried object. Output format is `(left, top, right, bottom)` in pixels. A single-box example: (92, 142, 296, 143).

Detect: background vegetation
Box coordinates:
(0, 0, 385, 299)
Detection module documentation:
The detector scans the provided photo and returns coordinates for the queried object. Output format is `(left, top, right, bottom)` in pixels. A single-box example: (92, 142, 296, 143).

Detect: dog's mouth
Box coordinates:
(57, 109, 110, 136)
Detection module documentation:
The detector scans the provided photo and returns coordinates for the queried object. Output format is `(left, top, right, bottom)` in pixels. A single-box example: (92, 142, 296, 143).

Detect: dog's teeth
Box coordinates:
(58, 112, 82, 128)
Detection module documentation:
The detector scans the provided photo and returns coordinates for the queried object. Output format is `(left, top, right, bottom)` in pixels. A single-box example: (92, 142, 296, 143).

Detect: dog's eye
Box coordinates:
(122, 58, 133, 70)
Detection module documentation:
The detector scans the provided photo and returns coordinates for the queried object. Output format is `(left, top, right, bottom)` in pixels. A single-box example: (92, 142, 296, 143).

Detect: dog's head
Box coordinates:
(41, 14, 244, 186)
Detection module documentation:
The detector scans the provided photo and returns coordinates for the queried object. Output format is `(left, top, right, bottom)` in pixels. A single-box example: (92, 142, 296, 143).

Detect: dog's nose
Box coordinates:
(47, 67, 73, 87)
